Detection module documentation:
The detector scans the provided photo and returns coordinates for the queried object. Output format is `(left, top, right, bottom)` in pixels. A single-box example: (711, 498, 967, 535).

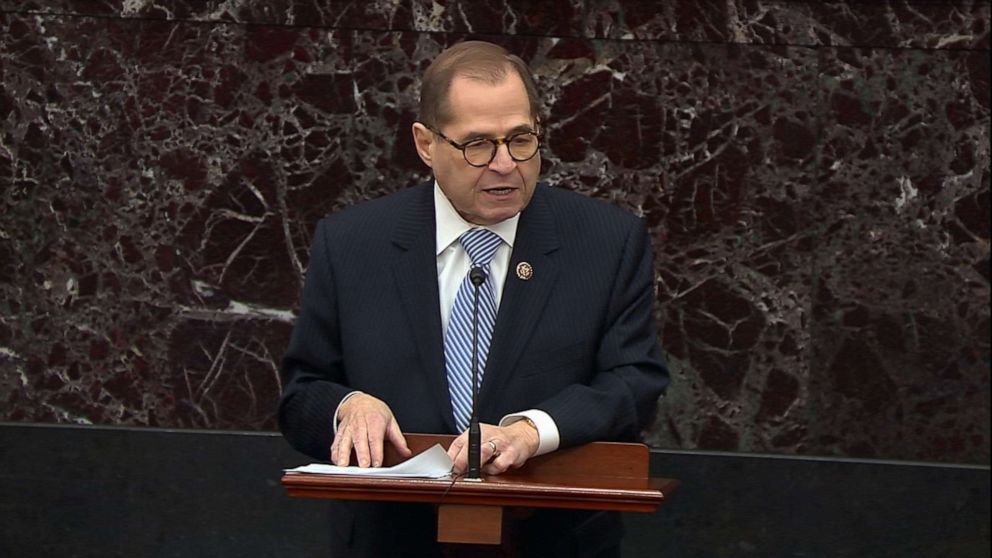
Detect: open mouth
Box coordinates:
(483, 187, 516, 195)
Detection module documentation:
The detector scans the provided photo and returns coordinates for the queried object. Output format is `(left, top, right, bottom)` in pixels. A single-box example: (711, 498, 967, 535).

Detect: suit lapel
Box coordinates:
(390, 184, 456, 431)
(478, 185, 560, 418)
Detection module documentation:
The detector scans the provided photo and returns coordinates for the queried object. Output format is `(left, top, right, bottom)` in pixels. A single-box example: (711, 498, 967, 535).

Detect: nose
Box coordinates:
(487, 142, 516, 173)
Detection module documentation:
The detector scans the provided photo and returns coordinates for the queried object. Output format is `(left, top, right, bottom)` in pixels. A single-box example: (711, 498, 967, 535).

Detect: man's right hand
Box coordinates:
(331, 393, 411, 467)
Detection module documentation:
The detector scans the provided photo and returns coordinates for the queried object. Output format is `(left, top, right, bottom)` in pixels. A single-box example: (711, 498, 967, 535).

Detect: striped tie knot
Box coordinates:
(459, 228, 502, 267)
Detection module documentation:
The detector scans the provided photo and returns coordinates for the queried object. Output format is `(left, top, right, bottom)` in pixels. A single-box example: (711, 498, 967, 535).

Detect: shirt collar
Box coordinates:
(434, 181, 519, 256)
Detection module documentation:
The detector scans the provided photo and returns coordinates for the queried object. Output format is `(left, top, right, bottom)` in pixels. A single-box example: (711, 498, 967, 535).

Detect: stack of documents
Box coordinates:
(284, 443, 453, 479)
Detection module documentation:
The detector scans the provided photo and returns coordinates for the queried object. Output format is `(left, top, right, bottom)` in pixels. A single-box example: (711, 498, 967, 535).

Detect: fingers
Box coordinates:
(483, 439, 501, 466)
(386, 419, 412, 459)
(331, 419, 354, 466)
(331, 413, 367, 466)
(353, 413, 372, 467)
(448, 424, 535, 476)
(447, 431, 468, 473)
(481, 422, 540, 476)
(334, 413, 537, 474)
(482, 440, 528, 475)
(330, 393, 403, 468)
(482, 437, 516, 476)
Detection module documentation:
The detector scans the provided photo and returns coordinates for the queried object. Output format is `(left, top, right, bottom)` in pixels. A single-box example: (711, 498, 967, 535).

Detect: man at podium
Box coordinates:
(279, 40, 669, 557)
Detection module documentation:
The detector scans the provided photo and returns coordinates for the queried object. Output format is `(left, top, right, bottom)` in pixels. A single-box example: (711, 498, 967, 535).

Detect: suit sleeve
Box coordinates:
(537, 218, 669, 447)
(278, 219, 352, 461)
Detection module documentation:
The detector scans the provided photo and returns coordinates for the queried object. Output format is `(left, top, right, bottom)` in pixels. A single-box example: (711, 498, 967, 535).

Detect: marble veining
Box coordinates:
(5, 0, 989, 49)
(0, 1, 988, 463)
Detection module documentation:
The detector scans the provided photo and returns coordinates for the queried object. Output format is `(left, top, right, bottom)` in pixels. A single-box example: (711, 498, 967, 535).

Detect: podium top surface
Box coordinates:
(281, 433, 679, 513)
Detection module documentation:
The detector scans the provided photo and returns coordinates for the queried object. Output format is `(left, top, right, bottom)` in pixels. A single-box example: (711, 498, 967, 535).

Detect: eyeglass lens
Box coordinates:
(463, 134, 539, 166)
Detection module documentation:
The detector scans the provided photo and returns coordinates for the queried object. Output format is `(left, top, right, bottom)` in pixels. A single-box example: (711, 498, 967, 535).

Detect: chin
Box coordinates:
(483, 205, 525, 224)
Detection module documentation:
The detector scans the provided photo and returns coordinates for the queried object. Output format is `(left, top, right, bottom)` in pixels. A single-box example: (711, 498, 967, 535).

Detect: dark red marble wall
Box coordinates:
(1, 1, 988, 464)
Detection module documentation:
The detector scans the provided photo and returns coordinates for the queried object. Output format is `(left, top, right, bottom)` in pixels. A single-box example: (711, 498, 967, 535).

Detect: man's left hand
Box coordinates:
(447, 421, 540, 476)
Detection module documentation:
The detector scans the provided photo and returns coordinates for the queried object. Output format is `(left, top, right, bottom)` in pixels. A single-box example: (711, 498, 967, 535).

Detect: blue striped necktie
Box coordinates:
(445, 228, 502, 433)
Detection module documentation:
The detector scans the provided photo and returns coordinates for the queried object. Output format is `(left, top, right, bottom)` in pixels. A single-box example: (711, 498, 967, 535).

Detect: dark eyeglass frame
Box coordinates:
(420, 122, 542, 168)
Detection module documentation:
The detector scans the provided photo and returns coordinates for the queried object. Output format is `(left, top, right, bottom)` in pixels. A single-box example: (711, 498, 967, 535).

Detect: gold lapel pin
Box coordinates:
(516, 262, 533, 281)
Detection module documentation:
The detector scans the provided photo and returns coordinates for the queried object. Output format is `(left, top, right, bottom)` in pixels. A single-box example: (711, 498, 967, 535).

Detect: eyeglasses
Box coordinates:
(422, 123, 541, 168)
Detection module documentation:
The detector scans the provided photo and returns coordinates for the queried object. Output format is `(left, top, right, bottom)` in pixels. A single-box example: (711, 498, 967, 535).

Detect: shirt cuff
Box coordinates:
(333, 391, 363, 434)
(499, 409, 560, 456)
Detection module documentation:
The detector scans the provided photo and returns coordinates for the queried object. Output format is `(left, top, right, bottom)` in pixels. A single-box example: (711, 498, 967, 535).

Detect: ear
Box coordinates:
(411, 122, 435, 168)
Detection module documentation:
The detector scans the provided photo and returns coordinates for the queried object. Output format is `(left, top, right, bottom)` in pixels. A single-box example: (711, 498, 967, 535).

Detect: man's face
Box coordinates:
(413, 71, 541, 225)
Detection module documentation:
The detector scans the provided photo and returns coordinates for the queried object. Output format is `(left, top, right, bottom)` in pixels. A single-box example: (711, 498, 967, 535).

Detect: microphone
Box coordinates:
(466, 266, 487, 480)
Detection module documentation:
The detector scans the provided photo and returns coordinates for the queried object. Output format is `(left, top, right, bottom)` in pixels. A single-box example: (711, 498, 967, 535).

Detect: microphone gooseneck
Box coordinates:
(466, 265, 487, 479)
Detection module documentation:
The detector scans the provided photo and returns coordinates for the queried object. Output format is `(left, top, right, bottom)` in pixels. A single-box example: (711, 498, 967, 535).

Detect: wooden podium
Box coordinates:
(282, 433, 678, 550)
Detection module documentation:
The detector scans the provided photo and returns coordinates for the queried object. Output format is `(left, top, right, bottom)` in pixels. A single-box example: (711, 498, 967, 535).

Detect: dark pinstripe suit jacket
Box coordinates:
(279, 181, 668, 557)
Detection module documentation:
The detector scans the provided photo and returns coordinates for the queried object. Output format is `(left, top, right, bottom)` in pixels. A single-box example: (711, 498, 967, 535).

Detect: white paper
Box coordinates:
(284, 443, 453, 479)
